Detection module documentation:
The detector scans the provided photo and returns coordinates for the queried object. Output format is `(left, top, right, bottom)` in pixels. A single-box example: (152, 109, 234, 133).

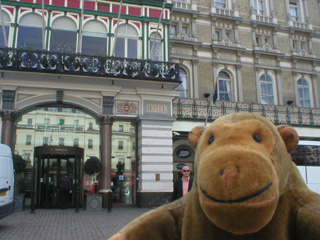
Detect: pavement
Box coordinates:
(0, 207, 151, 240)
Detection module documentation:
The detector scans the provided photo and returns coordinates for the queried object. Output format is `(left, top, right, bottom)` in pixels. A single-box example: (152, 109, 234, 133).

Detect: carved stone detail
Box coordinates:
(0, 111, 19, 121)
(99, 115, 115, 125)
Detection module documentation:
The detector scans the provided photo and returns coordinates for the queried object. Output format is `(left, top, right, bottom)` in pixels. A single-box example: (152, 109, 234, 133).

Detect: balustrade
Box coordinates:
(0, 48, 179, 82)
(173, 98, 320, 127)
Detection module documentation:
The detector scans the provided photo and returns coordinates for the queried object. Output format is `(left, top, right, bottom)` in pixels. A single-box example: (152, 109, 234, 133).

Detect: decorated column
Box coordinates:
(99, 115, 114, 208)
(0, 111, 19, 149)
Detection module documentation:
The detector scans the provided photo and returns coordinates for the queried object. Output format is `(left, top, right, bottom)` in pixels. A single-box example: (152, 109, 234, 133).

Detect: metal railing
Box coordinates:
(173, 98, 320, 127)
(0, 48, 180, 82)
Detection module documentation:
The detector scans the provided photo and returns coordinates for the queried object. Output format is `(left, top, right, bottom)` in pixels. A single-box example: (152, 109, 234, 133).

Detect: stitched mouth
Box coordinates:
(200, 182, 273, 204)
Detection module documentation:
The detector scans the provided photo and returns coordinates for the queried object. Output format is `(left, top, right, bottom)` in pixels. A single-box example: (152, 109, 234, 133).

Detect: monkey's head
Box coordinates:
(188, 113, 299, 234)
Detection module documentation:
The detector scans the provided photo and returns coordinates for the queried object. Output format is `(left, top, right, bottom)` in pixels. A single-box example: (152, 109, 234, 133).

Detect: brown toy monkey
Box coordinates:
(109, 112, 320, 240)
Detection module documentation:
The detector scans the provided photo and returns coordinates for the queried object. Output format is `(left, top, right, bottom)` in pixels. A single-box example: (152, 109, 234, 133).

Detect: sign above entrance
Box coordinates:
(143, 100, 171, 116)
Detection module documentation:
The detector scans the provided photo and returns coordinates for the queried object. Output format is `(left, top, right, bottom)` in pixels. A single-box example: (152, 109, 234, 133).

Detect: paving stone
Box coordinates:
(0, 207, 150, 240)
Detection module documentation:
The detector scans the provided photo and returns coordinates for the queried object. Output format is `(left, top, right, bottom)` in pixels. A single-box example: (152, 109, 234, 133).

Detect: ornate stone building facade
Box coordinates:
(170, 0, 320, 194)
(0, 0, 179, 208)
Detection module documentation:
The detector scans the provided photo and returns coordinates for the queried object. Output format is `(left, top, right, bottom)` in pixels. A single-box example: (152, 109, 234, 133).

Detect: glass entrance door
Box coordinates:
(40, 157, 58, 208)
(39, 155, 77, 208)
(39, 156, 76, 208)
(34, 146, 83, 209)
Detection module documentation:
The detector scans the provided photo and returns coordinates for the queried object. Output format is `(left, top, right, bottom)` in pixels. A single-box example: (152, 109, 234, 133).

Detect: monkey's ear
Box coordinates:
(188, 126, 207, 148)
(277, 125, 299, 153)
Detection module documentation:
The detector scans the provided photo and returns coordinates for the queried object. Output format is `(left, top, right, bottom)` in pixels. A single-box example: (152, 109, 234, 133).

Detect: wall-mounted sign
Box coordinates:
(116, 101, 139, 115)
(176, 148, 191, 159)
(143, 100, 171, 116)
(176, 163, 186, 170)
(147, 104, 167, 113)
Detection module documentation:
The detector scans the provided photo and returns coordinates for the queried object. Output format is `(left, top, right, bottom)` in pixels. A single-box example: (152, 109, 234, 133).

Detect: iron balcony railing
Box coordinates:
(173, 98, 320, 127)
(0, 48, 180, 82)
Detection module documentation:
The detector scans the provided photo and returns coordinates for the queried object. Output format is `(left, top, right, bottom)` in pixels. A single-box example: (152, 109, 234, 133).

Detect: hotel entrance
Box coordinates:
(34, 146, 83, 209)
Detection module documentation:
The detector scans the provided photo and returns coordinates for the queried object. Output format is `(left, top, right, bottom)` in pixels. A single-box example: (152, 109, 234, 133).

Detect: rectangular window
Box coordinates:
(128, 39, 138, 59)
(118, 141, 124, 150)
(0, 26, 9, 48)
(17, 26, 42, 50)
(59, 138, 64, 146)
(2, 90, 15, 110)
(218, 79, 232, 101)
(102, 96, 114, 114)
(26, 135, 32, 145)
(74, 120, 79, 126)
(254, 0, 264, 15)
(215, 0, 226, 8)
(50, 29, 77, 53)
(182, 26, 188, 35)
(261, 83, 274, 104)
(44, 118, 50, 125)
(74, 138, 79, 147)
(82, 35, 107, 56)
(225, 31, 230, 40)
(215, 31, 221, 41)
(256, 36, 261, 46)
(150, 40, 162, 61)
(27, 118, 33, 125)
(88, 139, 93, 149)
(119, 125, 124, 132)
(88, 122, 93, 130)
(115, 37, 125, 58)
(170, 25, 177, 35)
(289, 2, 299, 21)
(43, 137, 48, 146)
(24, 153, 30, 161)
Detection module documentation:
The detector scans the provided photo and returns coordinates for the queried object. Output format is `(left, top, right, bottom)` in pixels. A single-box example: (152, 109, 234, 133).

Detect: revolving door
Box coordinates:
(34, 146, 83, 209)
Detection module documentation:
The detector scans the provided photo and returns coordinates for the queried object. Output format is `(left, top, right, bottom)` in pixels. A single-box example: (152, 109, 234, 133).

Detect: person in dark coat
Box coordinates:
(59, 174, 72, 209)
(172, 165, 193, 201)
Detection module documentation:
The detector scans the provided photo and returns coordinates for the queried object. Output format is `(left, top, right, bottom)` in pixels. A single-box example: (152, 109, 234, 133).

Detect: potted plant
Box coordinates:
(13, 154, 27, 211)
(83, 156, 102, 211)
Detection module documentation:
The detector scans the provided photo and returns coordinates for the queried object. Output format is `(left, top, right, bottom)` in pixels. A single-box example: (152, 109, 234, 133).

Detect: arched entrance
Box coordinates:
(34, 146, 83, 209)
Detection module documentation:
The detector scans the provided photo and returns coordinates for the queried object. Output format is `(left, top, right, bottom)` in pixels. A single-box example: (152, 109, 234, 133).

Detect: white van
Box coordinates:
(0, 144, 15, 219)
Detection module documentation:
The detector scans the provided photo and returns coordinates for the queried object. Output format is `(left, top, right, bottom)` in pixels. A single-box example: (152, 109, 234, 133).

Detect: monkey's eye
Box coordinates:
(253, 134, 262, 143)
(208, 136, 215, 144)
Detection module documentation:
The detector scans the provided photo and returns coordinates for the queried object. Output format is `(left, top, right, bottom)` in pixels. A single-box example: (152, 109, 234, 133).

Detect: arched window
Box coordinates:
(17, 13, 43, 50)
(176, 68, 188, 98)
(82, 21, 108, 56)
(260, 73, 274, 104)
(150, 32, 162, 61)
(218, 71, 232, 101)
(297, 78, 310, 107)
(0, 11, 10, 47)
(50, 17, 77, 53)
(114, 24, 138, 59)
